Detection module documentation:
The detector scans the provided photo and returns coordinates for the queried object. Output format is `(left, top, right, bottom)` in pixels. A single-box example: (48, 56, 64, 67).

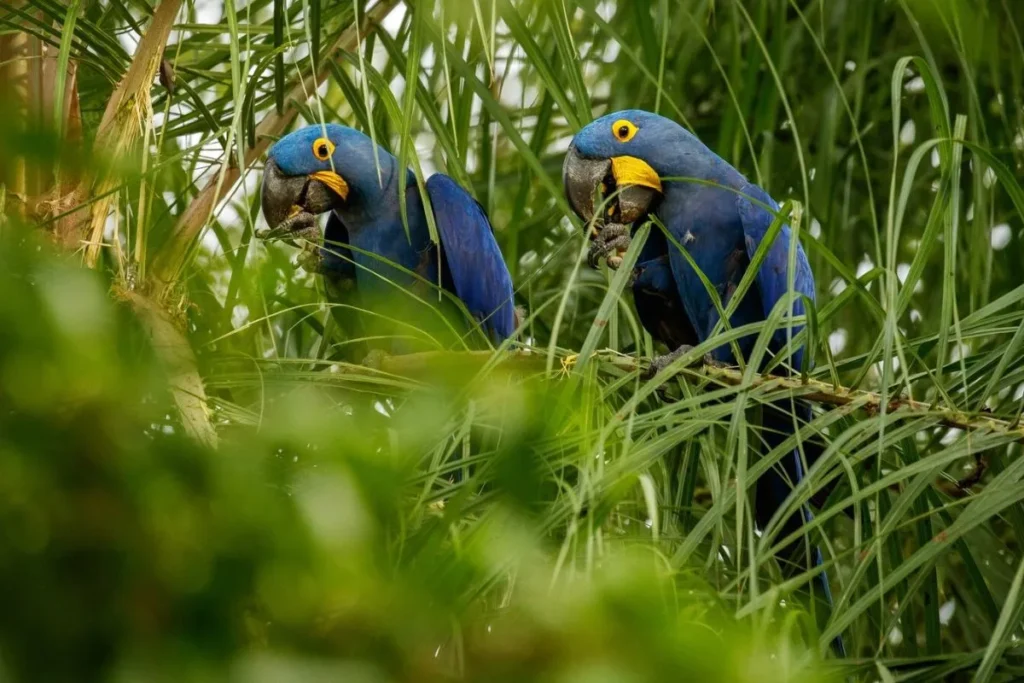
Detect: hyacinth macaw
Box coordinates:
(563, 109, 842, 654)
(259, 123, 516, 352)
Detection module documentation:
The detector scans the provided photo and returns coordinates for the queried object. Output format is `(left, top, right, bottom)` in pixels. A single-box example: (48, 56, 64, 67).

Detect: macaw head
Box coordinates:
(563, 109, 689, 224)
(261, 123, 394, 229)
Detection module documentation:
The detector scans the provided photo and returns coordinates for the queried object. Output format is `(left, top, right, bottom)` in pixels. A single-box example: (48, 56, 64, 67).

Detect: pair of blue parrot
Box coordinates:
(260, 111, 838, 653)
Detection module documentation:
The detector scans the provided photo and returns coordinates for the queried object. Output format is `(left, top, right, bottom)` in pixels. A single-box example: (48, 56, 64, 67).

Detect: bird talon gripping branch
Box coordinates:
(643, 345, 700, 379)
(295, 245, 324, 274)
(361, 348, 391, 371)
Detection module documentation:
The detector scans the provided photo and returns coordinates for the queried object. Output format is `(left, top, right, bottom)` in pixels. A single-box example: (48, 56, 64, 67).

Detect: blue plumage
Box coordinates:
(566, 110, 841, 654)
(737, 181, 816, 361)
(632, 229, 697, 351)
(425, 175, 517, 340)
(263, 124, 515, 347)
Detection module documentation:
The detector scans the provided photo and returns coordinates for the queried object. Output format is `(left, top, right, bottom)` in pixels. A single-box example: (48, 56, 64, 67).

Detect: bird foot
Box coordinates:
(256, 209, 319, 242)
(643, 345, 709, 380)
(295, 244, 323, 274)
(255, 212, 324, 273)
(513, 305, 528, 331)
(588, 222, 632, 269)
(361, 349, 391, 371)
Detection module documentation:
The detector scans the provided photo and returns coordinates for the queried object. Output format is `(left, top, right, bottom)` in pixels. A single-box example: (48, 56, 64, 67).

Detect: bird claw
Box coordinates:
(256, 212, 324, 273)
(361, 348, 390, 371)
(295, 245, 323, 274)
(587, 221, 632, 270)
(643, 345, 709, 380)
(513, 305, 528, 331)
(256, 210, 319, 242)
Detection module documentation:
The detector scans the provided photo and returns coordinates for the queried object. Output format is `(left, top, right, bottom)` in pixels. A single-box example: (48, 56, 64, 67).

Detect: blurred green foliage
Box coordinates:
(0, 231, 826, 682)
(4, 0, 1024, 680)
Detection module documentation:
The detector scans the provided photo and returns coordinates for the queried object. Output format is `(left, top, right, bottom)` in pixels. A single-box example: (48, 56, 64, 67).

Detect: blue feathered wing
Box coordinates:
(736, 182, 816, 370)
(425, 174, 516, 342)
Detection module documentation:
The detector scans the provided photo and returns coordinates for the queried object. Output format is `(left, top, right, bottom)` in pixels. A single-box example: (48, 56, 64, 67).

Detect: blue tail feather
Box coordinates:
(757, 401, 845, 657)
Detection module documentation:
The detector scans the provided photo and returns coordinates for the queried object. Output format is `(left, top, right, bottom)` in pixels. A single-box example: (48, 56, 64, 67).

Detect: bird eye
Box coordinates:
(312, 137, 335, 161)
(611, 119, 638, 142)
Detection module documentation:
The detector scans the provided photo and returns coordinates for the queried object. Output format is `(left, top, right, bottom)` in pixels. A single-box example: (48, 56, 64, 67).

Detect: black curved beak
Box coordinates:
(562, 142, 662, 225)
(562, 142, 611, 222)
(260, 158, 348, 234)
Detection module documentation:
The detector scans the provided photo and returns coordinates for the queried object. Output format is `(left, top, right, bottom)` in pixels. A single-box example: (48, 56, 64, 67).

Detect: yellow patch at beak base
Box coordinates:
(610, 156, 662, 193)
(309, 170, 350, 200)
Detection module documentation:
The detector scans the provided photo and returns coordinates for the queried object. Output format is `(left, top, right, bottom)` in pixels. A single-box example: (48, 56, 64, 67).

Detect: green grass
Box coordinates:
(2, 0, 1024, 680)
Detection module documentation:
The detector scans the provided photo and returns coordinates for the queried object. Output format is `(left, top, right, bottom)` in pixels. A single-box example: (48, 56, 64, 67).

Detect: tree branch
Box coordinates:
(120, 290, 218, 448)
(46, 0, 184, 253)
(367, 349, 1024, 442)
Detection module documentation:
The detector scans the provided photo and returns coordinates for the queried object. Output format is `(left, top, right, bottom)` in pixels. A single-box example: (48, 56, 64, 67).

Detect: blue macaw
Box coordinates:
(259, 123, 516, 352)
(563, 110, 841, 654)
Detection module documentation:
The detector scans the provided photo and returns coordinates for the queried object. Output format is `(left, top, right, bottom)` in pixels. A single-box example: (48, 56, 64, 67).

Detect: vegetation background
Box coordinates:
(2, 0, 1024, 680)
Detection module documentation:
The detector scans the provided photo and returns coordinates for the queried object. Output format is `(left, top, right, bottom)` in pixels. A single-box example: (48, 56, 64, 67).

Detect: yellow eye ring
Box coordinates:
(612, 119, 638, 143)
(312, 137, 335, 161)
